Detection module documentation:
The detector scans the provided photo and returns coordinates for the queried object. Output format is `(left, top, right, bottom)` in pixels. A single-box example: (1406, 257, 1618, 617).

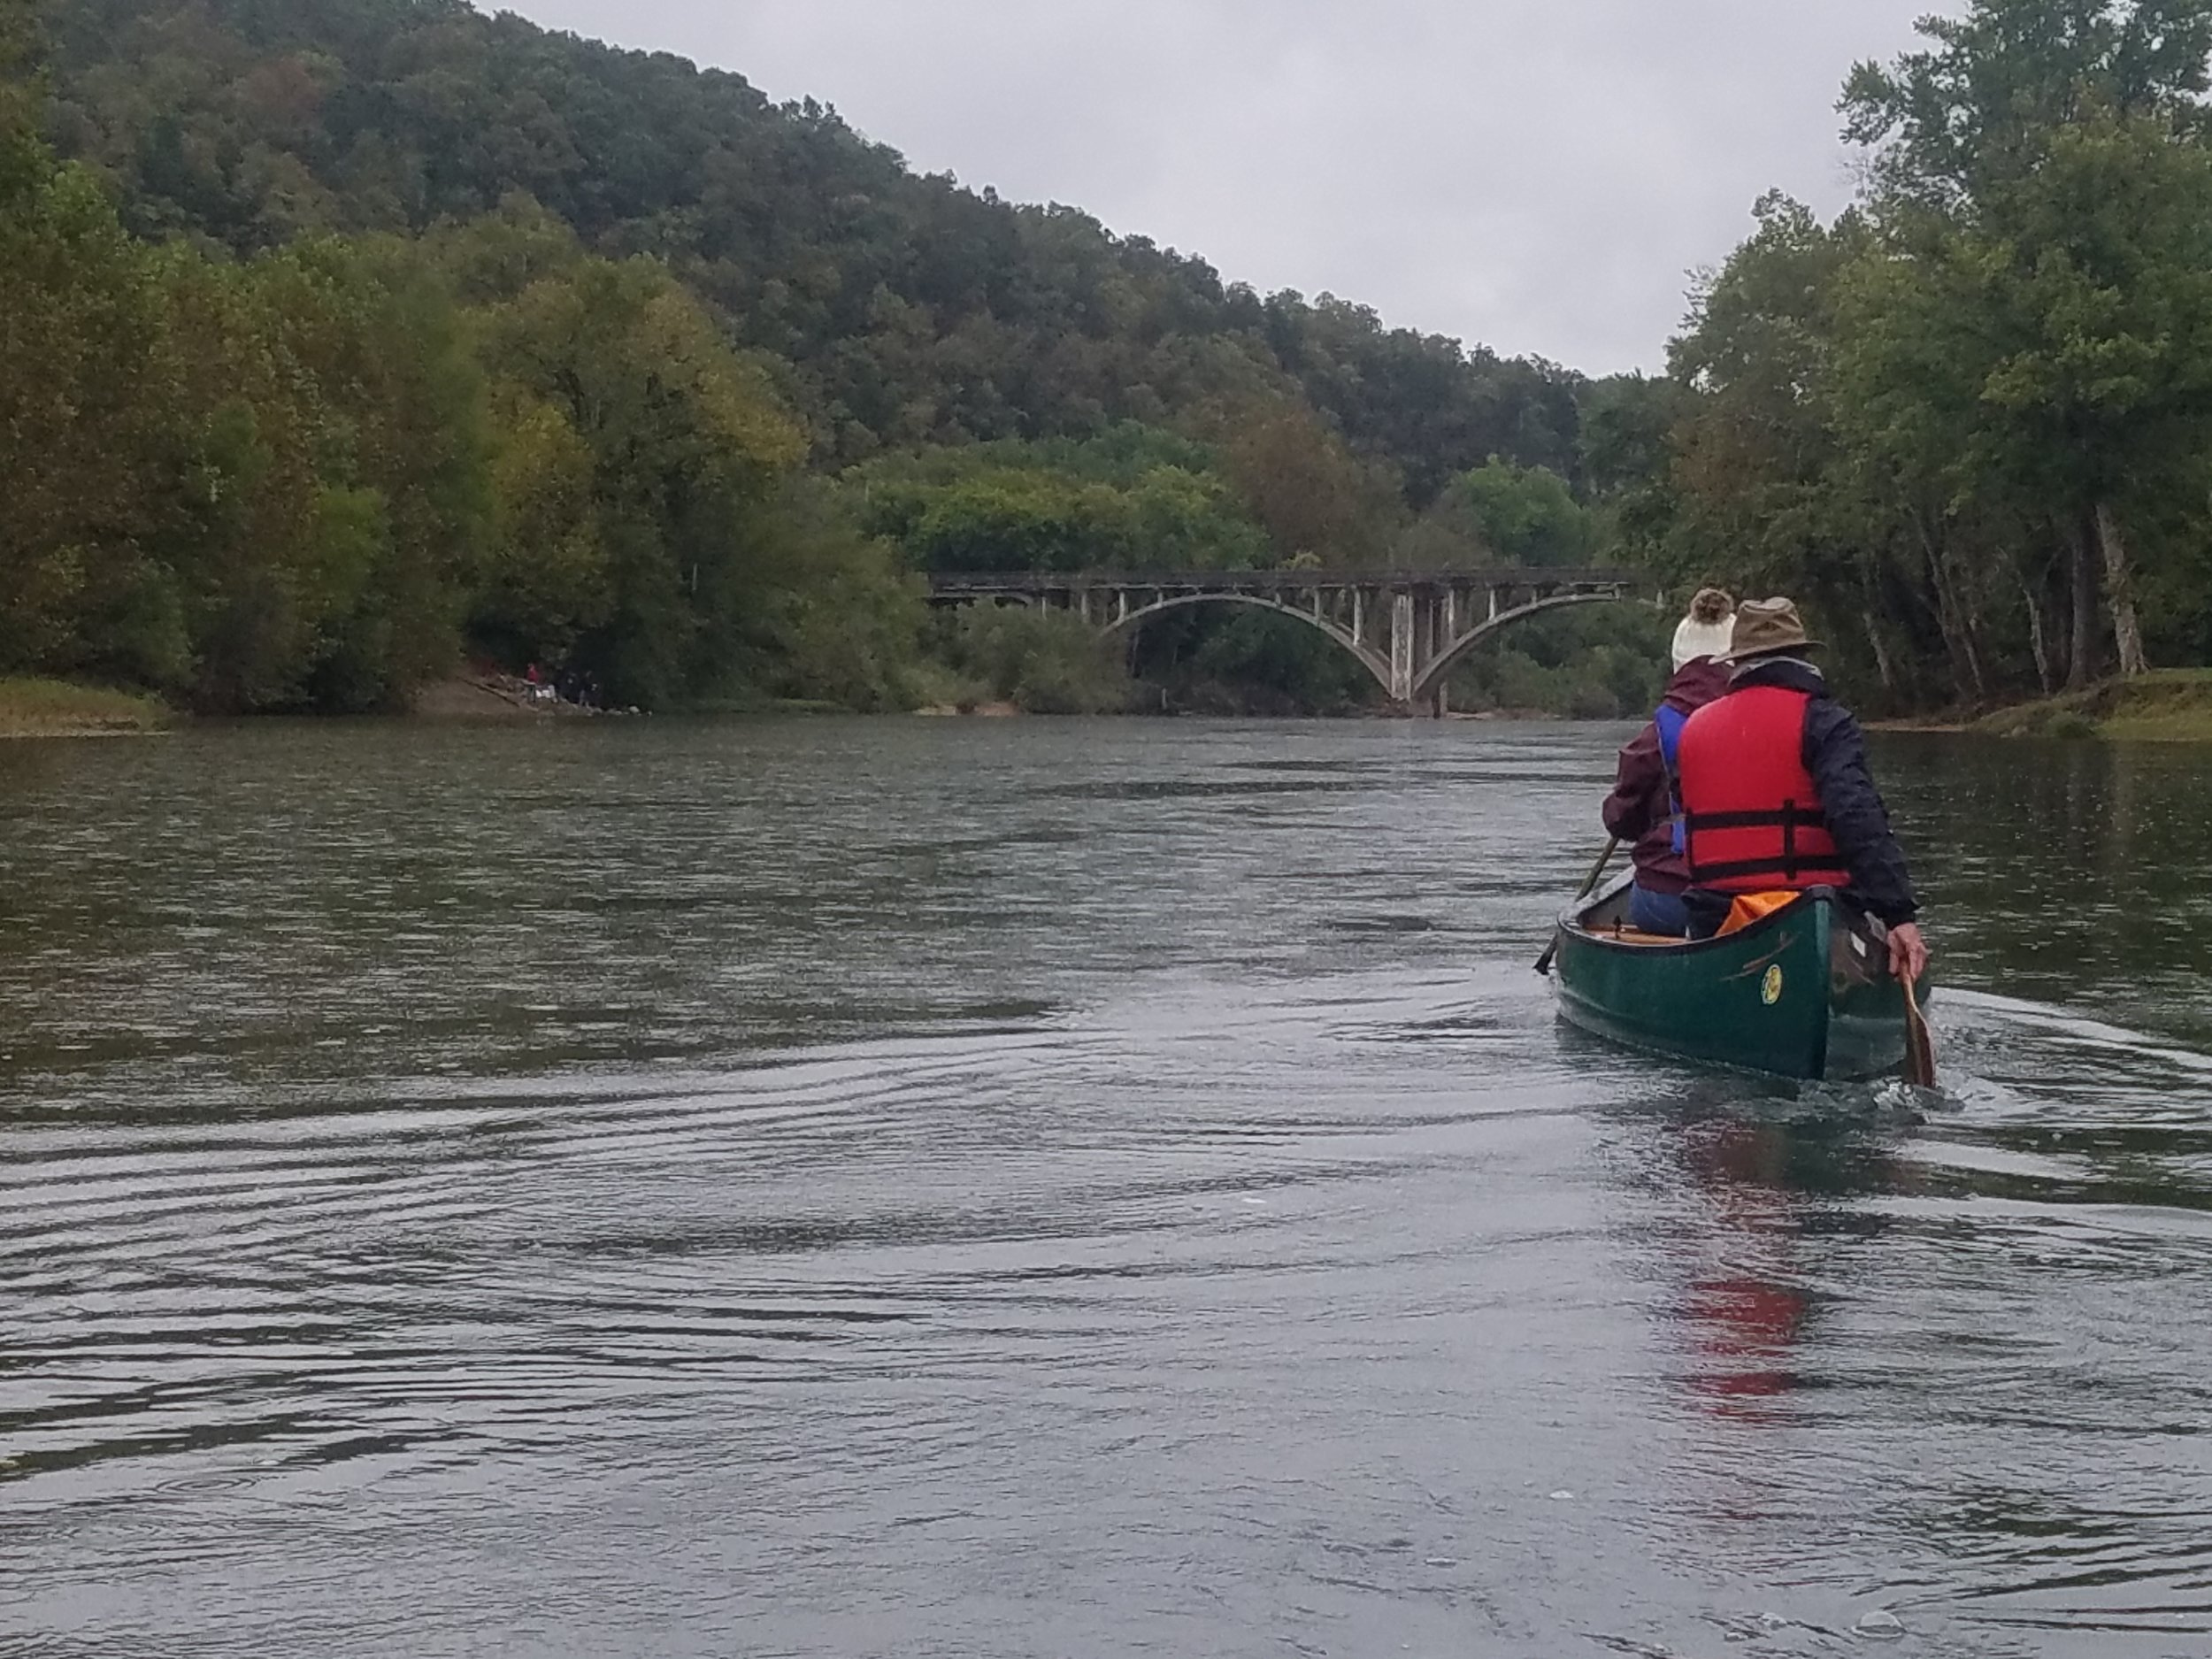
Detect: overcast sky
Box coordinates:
(492, 2, 1947, 374)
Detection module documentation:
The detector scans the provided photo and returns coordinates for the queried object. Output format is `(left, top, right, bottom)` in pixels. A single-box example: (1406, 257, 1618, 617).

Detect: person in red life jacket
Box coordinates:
(1600, 588, 1736, 935)
(1676, 598, 1931, 983)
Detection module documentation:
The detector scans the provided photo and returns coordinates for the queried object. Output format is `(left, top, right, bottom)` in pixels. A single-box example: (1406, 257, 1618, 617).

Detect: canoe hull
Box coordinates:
(1550, 881, 1909, 1082)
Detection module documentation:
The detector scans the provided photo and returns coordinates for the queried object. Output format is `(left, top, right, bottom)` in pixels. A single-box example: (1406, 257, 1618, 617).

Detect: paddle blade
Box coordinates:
(1901, 979, 1937, 1089)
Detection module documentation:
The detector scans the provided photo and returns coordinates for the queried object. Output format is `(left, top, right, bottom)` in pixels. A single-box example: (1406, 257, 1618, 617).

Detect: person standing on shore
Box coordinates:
(1601, 588, 1737, 936)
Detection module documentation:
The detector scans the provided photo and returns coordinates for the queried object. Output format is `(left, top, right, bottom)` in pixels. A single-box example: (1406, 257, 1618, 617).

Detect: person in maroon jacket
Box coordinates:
(1601, 589, 1736, 935)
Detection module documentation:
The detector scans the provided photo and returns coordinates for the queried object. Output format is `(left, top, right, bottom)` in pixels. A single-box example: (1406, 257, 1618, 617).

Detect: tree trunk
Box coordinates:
(2064, 515, 2099, 687)
(2023, 578, 2054, 695)
(1865, 619, 1898, 695)
(1857, 563, 1899, 697)
(2093, 500, 2150, 679)
(1913, 514, 1986, 703)
(1958, 579, 1991, 702)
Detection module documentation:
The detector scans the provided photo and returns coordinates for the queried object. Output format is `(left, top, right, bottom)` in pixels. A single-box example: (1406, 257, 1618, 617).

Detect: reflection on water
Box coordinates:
(1, 718, 2209, 1657)
(1671, 1118, 1830, 1417)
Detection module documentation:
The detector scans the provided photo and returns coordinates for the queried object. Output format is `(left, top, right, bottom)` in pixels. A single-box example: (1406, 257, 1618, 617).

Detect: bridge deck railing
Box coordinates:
(926, 567, 1647, 595)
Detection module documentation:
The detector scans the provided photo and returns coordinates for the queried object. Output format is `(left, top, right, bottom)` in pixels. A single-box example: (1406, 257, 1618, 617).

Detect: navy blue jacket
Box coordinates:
(1726, 657, 1919, 925)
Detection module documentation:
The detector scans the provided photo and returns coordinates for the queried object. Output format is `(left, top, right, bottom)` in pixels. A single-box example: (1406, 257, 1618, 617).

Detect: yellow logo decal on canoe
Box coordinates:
(1761, 964, 1785, 1006)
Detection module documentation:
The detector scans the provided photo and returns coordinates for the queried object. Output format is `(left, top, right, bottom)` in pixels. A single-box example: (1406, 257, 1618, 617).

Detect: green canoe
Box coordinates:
(1548, 877, 1912, 1081)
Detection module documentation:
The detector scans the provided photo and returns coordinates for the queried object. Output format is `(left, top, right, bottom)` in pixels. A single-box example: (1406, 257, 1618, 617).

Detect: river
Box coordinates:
(2, 718, 2209, 1658)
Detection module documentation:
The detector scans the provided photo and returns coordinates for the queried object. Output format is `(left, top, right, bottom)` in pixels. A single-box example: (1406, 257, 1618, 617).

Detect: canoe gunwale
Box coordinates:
(1555, 875, 1865, 959)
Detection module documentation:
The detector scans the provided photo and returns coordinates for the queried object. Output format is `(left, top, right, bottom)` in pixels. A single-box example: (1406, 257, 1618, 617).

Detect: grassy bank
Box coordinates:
(0, 678, 172, 738)
(1970, 669, 2212, 741)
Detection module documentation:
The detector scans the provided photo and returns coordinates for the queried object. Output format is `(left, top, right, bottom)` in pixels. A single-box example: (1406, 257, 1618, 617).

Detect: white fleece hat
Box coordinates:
(1671, 614, 1735, 671)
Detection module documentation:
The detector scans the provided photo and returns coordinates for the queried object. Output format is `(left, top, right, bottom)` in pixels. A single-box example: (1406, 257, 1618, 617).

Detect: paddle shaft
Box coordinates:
(1534, 836, 1620, 976)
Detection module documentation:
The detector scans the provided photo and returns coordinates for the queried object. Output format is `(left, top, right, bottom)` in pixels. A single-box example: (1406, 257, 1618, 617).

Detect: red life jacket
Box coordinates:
(1677, 685, 1850, 893)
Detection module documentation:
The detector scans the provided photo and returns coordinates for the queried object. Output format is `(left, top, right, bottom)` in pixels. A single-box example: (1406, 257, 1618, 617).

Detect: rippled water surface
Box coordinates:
(4, 718, 2211, 1658)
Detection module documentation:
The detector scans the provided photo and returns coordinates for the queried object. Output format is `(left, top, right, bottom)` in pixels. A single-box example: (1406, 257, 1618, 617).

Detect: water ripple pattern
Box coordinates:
(2, 718, 2209, 1657)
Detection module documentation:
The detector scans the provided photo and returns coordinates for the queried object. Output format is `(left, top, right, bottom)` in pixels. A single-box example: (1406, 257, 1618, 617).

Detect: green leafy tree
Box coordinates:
(0, 159, 182, 679)
(848, 425, 1271, 574)
(471, 252, 810, 704)
(1625, 195, 1958, 704)
(1628, 1, 2212, 707)
(1841, 0, 2212, 682)
(672, 479, 925, 711)
(1448, 457, 1593, 567)
(1843, 0, 2212, 209)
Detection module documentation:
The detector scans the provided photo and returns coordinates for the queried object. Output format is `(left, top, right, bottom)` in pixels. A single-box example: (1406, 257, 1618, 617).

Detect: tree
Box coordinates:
(1971, 112, 2212, 679)
(1843, 0, 2212, 210)
(0, 159, 183, 680)
(1219, 404, 1403, 567)
(1631, 0, 2212, 709)
(1448, 457, 1593, 568)
(0, 0, 39, 174)
(472, 253, 811, 705)
(1845, 2, 2212, 681)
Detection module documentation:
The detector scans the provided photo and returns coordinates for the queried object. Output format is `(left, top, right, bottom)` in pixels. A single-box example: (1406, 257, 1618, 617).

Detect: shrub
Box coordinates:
(931, 604, 1133, 714)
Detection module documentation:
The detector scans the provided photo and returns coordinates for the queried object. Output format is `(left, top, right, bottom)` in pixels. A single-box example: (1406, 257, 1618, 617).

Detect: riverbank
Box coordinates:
(0, 678, 172, 738)
(411, 673, 587, 720)
(0, 670, 1640, 730)
(1968, 669, 2212, 741)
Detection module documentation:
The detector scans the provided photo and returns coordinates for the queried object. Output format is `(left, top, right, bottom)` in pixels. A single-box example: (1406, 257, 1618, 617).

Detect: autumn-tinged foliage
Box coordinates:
(24, 0, 2200, 719)
(35, 0, 1591, 487)
(3, 0, 1614, 714)
(0, 131, 900, 709)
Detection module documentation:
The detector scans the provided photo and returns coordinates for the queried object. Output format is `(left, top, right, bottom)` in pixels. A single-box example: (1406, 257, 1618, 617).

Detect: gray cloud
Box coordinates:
(495, 1, 1943, 373)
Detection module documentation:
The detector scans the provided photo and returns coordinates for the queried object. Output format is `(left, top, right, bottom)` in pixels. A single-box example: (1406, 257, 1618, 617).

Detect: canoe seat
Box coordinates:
(1586, 926, 1684, 948)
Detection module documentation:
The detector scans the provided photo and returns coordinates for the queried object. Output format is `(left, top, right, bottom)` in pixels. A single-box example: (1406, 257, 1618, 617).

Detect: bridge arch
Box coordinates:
(1102, 592, 1394, 695)
(1103, 588, 1663, 708)
(1407, 592, 1655, 706)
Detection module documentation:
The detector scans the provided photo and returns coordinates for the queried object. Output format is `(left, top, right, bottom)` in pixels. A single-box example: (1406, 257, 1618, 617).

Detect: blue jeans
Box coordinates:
(1628, 882, 1691, 937)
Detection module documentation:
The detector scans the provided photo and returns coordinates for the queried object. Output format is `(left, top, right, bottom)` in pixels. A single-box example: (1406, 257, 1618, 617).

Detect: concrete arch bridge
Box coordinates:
(927, 567, 1666, 716)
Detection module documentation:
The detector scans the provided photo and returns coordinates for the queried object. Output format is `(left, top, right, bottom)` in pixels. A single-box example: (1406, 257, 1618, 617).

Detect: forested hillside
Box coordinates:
(0, 0, 1649, 718)
(42, 0, 1586, 490)
(18, 0, 2197, 722)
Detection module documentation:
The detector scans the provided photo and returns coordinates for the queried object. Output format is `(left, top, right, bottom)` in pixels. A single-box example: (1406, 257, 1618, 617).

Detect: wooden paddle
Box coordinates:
(1901, 972, 1937, 1089)
(1534, 837, 1620, 977)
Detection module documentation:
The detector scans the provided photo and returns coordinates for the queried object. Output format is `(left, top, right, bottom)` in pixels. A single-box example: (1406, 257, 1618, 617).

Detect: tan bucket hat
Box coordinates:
(1723, 597, 1822, 663)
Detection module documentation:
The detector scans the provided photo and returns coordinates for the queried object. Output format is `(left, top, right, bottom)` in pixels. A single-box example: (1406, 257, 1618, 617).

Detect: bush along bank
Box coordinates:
(1970, 670, 2212, 741)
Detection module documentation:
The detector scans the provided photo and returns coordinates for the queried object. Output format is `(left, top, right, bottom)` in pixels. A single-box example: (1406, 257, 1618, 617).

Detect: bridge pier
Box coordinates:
(926, 567, 1661, 717)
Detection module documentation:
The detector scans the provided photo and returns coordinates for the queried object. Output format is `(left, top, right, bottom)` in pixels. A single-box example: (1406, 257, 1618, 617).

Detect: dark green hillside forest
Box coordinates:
(6, 0, 2209, 718)
(0, 0, 1632, 718)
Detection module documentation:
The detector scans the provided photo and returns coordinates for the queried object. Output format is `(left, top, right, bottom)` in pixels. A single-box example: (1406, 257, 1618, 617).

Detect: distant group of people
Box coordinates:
(523, 663, 605, 711)
(1601, 590, 1930, 985)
